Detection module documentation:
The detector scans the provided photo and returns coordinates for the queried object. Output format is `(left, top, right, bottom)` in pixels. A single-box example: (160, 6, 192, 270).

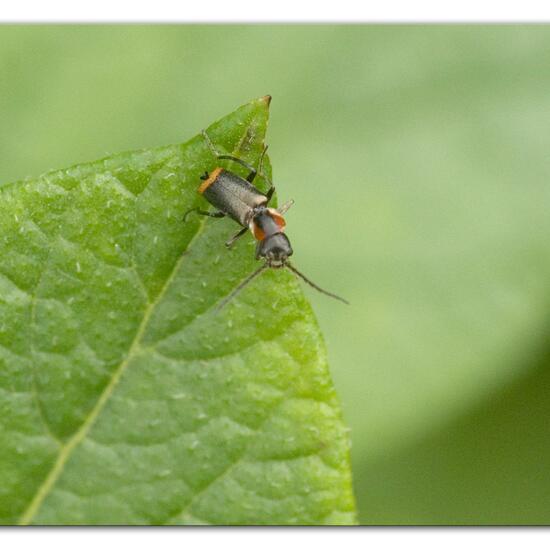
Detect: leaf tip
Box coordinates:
(260, 94, 272, 106)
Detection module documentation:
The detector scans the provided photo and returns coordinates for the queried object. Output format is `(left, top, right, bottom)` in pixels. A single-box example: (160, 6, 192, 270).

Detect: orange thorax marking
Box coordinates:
(251, 208, 286, 241)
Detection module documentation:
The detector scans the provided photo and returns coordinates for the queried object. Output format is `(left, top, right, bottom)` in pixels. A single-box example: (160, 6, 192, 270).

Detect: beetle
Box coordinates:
(184, 128, 348, 309)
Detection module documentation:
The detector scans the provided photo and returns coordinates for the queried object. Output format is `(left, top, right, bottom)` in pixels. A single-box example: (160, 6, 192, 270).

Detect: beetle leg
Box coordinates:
(218, 155, 257, 182)
(202, 129, 258, 182)
(277, 199, 294, 215)
(201, 129, 222, 157)
(257, 144, 276, 197)
(249, 144, 271, 184)
(265, 185, 276, 203)
(225, 227, 248, 248)
(258, 145, 268, 174)
(183, 208, 225, 223)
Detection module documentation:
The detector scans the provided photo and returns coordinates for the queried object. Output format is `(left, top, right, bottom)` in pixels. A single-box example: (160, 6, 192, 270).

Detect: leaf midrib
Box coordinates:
(17, 214, 208, 525)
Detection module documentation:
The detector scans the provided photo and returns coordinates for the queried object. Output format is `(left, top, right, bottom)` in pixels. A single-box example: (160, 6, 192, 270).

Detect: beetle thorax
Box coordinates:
(249, 207, 285, 240)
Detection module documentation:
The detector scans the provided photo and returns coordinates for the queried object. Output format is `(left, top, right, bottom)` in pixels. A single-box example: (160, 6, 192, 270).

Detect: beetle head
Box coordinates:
(256, 232, 293, 267)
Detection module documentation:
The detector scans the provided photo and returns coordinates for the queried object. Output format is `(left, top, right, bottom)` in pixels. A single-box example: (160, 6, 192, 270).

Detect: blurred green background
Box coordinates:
(2, 25, 550, 524)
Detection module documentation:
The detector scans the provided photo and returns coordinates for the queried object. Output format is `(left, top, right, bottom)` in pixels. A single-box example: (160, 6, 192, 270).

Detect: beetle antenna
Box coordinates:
(216, 263, 269, 311)
(285, 262, 349, 304)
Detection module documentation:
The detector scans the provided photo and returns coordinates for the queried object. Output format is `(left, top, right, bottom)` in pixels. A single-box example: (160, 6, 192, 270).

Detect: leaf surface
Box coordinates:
(0, 97, 355, 525)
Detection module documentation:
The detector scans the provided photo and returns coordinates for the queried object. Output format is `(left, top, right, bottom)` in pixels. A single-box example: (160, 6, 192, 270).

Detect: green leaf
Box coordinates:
(0, 97, 356, 525)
